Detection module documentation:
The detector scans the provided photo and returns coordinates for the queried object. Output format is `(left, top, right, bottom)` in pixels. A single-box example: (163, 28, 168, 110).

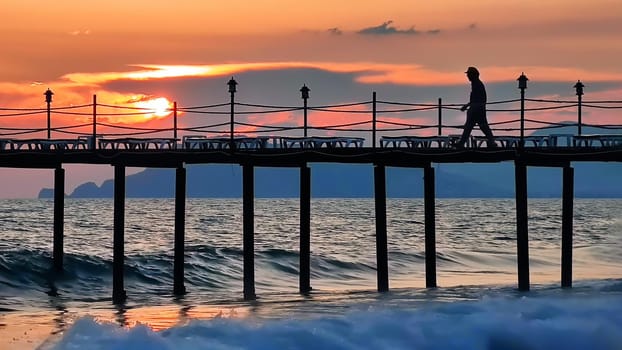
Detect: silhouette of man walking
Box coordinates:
(455, 67, 496, 148)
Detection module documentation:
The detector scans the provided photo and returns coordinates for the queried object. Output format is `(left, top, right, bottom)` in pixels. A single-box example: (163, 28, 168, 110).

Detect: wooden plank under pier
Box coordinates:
(374, 164, 389, 292)
(53, 167, 64, 272)
(424, 165, 437, 288)
(299, 165, 311, 294)
(174, 166, 187, 295)
(242, 164, 256, 301)
(113, 165, 127, 303)
(561, 166, 574, 288)
(515, 161, 530, 291)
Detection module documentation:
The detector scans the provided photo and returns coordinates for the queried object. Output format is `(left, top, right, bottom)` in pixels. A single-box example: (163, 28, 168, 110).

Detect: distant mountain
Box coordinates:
(38, 161, 622, 199)
(38, 188, 56, 198)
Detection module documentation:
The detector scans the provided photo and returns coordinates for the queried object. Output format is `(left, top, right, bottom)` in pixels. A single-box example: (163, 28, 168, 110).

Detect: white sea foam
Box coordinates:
(49, 294, 622, 350)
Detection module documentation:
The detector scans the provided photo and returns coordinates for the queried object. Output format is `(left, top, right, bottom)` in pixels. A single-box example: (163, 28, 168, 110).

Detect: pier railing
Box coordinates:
(1, 76, 621, 150)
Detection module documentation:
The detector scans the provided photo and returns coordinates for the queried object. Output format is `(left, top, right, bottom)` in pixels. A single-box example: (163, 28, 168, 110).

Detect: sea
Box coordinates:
(0, 198, 621, 349)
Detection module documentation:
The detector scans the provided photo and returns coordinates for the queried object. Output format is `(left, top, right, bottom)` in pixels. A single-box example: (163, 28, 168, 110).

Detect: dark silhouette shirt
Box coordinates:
(469, 79, 487, 111)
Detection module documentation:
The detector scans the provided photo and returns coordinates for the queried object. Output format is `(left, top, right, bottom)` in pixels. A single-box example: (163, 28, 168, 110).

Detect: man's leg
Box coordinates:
(456, 112, 476, 148)
(478, 115, 497, 147)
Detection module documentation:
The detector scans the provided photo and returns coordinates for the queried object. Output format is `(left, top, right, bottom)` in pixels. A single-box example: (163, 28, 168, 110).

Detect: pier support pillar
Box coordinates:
(242, 165, 256, 300)
(53, 166, 65, 272)
(374, 164, 389, 292)
(299, 165, 312, 294)
(424, 166, 437, 288)
(515, 162, 530, 291)
(561, 166, 574, 288)
(113, 165, 127, 303)
(174, 165, 187, 295)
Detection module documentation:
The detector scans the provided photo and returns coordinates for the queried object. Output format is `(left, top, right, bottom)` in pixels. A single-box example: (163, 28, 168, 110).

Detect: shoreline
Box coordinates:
(3, 277, 622, 349)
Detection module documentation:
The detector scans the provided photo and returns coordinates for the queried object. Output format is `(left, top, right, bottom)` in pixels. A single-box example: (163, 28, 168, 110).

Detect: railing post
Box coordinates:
(44, 89, 54, 139)
(517, 73, 528, 149)
(372, 91, 377, 149)
(173, 101, 178, 149)
(301, 85, 310, 137)
(227, 78, 237, 150)
(92, 94, 97, 150)
(437, 98, 442, 136)
(574, 81, 584, 136)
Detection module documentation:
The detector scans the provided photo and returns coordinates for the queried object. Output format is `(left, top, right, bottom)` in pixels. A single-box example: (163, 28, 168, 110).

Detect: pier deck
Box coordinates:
(0, 146, 620, 169)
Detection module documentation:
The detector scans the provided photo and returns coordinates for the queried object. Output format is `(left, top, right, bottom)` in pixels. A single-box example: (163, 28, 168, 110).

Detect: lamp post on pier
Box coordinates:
(300, 84, 310, 137)
(574, 80, 585, 136)
(44, 89, 54, 139)
(517, 73, 528, 148)
(228, 77, 238, 149)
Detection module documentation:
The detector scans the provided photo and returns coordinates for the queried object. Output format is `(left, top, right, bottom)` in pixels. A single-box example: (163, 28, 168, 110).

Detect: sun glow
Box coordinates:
(134, 97, 173, 119)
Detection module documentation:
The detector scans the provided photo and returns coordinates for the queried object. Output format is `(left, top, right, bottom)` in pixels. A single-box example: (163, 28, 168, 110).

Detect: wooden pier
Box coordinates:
(1, 146, 620, 302)
(1, 78, 621, 303)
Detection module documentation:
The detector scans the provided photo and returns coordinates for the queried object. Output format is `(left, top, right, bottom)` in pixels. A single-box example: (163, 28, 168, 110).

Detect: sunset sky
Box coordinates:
(1, 0, 621, 198)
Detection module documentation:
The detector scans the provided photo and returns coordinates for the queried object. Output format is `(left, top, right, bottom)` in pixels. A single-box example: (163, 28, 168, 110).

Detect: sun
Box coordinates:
(134, 97, 173, 119)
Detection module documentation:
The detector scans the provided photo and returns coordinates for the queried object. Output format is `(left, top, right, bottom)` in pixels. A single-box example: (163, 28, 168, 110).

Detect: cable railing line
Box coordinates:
(95, 123, 168, 132)
(181, 122, 233, 130)
(0, 126, 48, 131)
(49, 104, 93, 110)
(313, 127, 374, 132)
(178, 102, 231, 110)
(376, 120, 436, 128)
(0, 107, 47, 111)
(181, 110, 235, 115)
(182, 129, 230, 134)
(53, 111, 96, 116)
(50, 124, 92, 130)
(312, 120, 371, 129)
(308, 108, 371, 113)
(307, 101, 372, 109)
(377, 100, 438, 107)
(233, 121, 300, 130)
(582, 124, 622, 130)
(0, 111, 47, 117)
(582, 100, 622, 104)
(525, 98, 578, 104)
(53, 130, 92, 136)
(95, 130, 172, 137)
(376, 106, 438, 113)
(235, 102, 300, 109)
(583, 104, 622, 109)
(235, 108, 302, 115)
(97, 103, 169, 111)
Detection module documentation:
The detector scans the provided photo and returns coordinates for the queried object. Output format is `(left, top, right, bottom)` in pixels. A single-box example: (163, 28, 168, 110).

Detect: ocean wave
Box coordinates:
(1, 246, 417, 298)
(47, 293, 622, 350)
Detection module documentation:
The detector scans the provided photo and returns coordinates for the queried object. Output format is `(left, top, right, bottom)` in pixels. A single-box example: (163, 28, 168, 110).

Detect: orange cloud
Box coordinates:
(59, 62, 622, 89)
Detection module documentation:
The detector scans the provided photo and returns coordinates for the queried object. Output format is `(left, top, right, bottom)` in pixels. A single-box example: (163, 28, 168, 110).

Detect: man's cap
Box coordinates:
(465, 66, 479, 75)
